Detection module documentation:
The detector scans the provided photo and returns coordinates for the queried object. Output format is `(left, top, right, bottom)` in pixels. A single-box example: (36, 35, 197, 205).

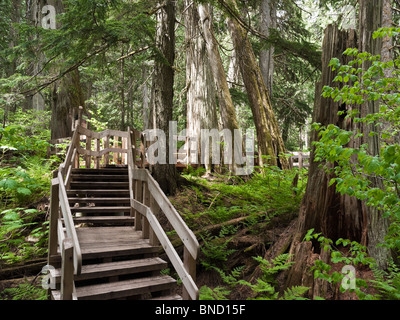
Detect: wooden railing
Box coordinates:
(289, 151, 310, 169)
(127, 128, 200, 300)
(48, 128, 83, 300)
(48, 124, 199, 300)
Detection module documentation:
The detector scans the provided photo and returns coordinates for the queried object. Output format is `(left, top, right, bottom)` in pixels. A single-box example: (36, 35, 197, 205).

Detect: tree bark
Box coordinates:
(290, 25, 364, 250)
(286, 25, 366, 296)
(197, 3, 240, 135)
(184, 0, 218, 171)
(359, 0, 390, 269)
(259, 0, 276, 96)
(226, 0, 288, 169)
(150, 0, 178, 195)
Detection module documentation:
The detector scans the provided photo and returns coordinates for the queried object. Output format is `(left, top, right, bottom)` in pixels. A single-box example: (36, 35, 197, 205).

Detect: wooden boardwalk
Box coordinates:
(47, 122, 199, 300)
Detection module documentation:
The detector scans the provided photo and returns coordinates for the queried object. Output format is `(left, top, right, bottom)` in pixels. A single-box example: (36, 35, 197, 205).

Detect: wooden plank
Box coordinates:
(48, 178, 59, 258)
(61, 238, 74, 300)
(77, 147, 127, 158)
(68, 197, 130, 203)
(67, 190, 130, 196)
(144, 207, 198, 300)
(58, 172, 82, 275)
(144, 170, 199, 260)
(52, 258, 167, 283)
(182, 246, 197, 300)
(70, 206, 131, 213)
(75, 275, 175, 300)
(72, 216, 134, 224)
(78, 126, 128, 140)
(134, 179, 143, 232)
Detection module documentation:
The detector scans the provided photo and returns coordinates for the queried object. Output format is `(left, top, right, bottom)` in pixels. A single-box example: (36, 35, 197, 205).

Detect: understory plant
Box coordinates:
(200, 254, 310, 300)
(304, 229, 400, 300)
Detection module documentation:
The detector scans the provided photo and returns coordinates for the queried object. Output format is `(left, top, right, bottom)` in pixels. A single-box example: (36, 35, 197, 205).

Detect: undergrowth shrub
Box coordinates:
(200, 254, 310, 300)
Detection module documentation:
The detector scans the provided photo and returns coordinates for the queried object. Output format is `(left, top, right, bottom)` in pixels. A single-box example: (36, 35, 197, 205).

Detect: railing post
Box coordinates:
(96, 138, 100, 168)
(298, 152, 303, 170)
(142, 181, 150, 239)
(140, 134, 146, 168)
(149, 194, 160, 246)
(48, 178, 59, 260)
(85, 133, 91, 169)
(61, 238, 74, 300)
(182, 247, 196, 300)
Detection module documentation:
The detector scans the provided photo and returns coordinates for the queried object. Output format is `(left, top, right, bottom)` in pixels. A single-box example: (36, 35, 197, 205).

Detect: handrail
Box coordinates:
(131, 168, 199, 260)
(49, 123, 199, 299)
(131, 198, 199, 300)
(57, 127, 82, 275)
(127, 129, 199, 300)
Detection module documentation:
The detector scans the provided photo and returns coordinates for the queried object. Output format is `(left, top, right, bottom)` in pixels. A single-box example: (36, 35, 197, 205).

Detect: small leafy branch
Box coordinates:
(303, 229, 388, 299)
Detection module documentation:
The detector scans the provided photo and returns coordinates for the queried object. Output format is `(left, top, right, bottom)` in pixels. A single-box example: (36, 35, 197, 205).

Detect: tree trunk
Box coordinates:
(291, 25, 363, 250)
(197, 3, 240, 135)
(50, 69, 85, 139)
(150, 0, 178, 195)
(184, 0, 218, 171)
(25, 0, 45, 111)
(226, 0, 288, 169)
(48, 0, 85, 140)
(359, 0, 390, 269)
(259, 0, 276, 96)
(286, 25, 365, 296)
(120, 46, 126, 130)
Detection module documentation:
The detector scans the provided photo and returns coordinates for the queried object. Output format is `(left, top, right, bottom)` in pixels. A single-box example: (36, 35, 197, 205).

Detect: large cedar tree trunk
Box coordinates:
(226, 0, 288, 169)
(48, 0, 85, 140)
(285, 25, 365, 297)
(259, 0, 276, 96)
(184, 1, 218, 170)
(358, 0, 390, 269)
(197, 3, 240, 135)
(150, 0, 178, 195)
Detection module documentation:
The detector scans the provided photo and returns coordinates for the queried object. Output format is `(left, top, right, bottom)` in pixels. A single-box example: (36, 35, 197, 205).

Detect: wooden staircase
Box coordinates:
(47, 122, 199, 300)
(50, 167, 180, 300)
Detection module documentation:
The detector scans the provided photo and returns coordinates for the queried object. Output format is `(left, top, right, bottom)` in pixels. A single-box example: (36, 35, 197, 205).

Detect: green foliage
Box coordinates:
(0, 207, 48, 264)
(0, 156, 52, 206)
(0, 110, 51, 156)
(202, 254, 310, 300)
(370, 260, 400, 300)
(200, 230, 237, 271)
(199, 285, 231, 300)
(316, 29, 400, 253)
(0, 282, 47, 300)
(303, 229, 400, 300)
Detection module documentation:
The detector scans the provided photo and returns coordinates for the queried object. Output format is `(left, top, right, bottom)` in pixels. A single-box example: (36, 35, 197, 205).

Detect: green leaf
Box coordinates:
(16, 187, 32, 196)
(0, 178, 18, 190)
(2, 211, 20, 221)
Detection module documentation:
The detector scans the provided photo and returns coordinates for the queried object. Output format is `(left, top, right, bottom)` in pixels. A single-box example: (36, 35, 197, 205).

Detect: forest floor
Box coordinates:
(0, 165, 382, 300)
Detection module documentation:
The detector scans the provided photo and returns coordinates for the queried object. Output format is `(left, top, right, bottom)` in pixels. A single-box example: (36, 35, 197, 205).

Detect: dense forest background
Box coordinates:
(1, 0, 400, 300)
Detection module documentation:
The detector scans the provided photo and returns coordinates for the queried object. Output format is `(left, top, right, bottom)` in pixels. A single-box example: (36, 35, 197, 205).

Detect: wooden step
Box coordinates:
(71, 168, 128, 175)
(67, 190, 130, 196)
(69, 197, 130, 204)
(71, 174, 129, 181)
(150, 294, 183, 300)
(72, 216, 134, 224)
(54, 275, 176, 300)
(77, 227, 159, 260)
(50, 257, 167, 283)
(70, 182, 129, 189)
(71, 206, 131, 214)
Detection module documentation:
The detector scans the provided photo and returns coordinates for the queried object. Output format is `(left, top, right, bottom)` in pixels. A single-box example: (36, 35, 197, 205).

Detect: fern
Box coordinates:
(370, 259, 400, 300)
(200, 231, 236, 270)
(282, 286, 310, 300)
(199, 286, 231, 300)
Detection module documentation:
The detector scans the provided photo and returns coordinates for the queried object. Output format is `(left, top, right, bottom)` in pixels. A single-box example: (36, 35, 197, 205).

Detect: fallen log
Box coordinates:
(0, 258, 47, 280)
